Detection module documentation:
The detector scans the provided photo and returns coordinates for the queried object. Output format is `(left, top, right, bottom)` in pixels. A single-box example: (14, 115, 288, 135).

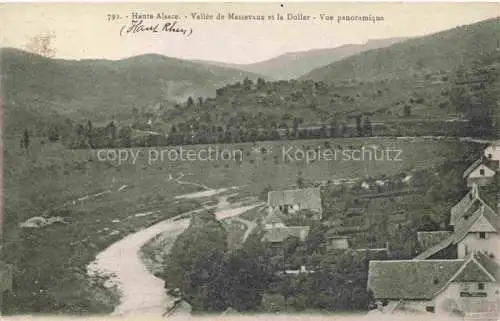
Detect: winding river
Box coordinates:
(87, 188, 260, 316)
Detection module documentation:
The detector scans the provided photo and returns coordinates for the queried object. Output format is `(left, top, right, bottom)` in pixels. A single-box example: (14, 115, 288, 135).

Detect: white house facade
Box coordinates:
(464, 163, 496, 188)
(484, 143, 500, 165)
(368, 253, 500, 316)
(267, 187, 322, 219)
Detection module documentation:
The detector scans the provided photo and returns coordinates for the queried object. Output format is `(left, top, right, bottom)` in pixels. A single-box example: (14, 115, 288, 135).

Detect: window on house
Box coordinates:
(488, 153, 492, 159)
(479, 232, 486, 239)
(426, 306, 435, 313)
(433, 278, 439, 285)
(480, 169, 485, 176)
(478, 283, 485, 290)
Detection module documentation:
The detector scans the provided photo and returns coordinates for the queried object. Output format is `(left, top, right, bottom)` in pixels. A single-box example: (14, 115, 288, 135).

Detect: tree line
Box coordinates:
(35, 57, 498, 150)
(162, 210, 374, 313)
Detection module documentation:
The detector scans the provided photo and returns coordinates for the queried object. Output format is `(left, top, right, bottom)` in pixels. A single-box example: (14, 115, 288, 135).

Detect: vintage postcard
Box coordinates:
(0, 2, 499, 320)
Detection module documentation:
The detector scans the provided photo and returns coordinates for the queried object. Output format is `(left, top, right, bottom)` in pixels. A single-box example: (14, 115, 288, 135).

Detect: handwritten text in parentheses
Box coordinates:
(119, 20, 193, 37)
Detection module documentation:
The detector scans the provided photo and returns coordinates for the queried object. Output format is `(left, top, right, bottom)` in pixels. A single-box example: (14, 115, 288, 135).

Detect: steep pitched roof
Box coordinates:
(481, 206, 500, 231)
(463, 158, 484, 179)
(474, 251, 500, 281)
(262, 208, 286, 225)
(452, 204, 499, 244)
(369, 254, 500, 300)
(450, 184, 487, 226)
(413, 236, 453, 260)
(368, 260, 464, 300)
(452, 258, 495, 283)
(415, 204, 498, 260)
(261, 226, 310, 243)
(268, 188, 322, 210)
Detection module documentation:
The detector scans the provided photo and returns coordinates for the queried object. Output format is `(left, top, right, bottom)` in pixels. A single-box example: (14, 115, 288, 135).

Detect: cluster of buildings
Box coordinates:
(367, 142, 500, 318)
(260, 187, 371, 252)
(260, 187, 321, 246)
(245, 141, 500, 317)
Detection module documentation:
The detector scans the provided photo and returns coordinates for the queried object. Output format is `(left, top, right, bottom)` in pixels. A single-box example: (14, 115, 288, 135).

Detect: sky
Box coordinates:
(0, 2, 499, 64)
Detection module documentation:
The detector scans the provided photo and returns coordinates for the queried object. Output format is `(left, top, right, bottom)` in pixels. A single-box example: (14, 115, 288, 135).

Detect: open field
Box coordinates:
(2, 136, 478, 314)
(89, 137, 477, 193)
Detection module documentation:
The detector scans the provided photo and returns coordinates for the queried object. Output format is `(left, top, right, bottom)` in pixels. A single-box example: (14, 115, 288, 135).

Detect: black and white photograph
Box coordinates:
(0, 2, 499, 320)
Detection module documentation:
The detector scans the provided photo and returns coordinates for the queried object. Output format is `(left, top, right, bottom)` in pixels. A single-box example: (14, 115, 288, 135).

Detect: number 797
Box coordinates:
(107, 14, 121, 21)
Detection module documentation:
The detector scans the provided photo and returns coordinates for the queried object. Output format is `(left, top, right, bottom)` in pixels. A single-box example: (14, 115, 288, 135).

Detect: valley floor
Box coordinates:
(88, 181, 262, 316)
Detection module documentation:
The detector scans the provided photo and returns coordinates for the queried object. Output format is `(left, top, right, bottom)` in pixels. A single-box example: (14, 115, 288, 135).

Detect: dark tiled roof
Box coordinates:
(450, 185, 481, 225)
(453, 259, 495, 283)
(482, 206, 500, 231)
(369, 253, 500, 300)
(474, 251, 500, 281)
(368, 260, 464, 300)
(413, 237, 453, 260)
(268, 188, 322, 210)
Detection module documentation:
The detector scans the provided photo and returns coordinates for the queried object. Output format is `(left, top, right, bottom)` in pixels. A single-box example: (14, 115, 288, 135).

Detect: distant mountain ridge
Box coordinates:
(301, 17, 500, 81)
(194, 37, 407, 80)
(0, 48, 263, 134)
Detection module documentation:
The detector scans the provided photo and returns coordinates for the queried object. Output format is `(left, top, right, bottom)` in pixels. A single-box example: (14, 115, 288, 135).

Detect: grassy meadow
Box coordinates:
(2, 135, 474, 314)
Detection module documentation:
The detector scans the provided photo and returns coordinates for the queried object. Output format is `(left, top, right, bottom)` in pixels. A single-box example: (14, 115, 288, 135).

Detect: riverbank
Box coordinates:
(88, 185, 263, 316)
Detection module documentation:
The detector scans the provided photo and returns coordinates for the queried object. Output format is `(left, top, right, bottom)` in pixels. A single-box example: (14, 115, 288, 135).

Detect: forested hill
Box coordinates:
(0, 48, 262, 135)
(195, 37, 406, 80)
(4, 17, 500, 141)
(302, 17, 500, 82)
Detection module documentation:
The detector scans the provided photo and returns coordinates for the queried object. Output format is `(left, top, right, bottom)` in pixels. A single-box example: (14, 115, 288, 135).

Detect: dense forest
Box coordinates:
(32, 57, 498, 150)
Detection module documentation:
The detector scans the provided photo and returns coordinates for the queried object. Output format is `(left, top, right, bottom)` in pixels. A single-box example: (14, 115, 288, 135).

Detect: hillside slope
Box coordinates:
(0, 48, 262, 134)
(151, 18, 500, 136)
(195, 38, 406, 80)
(302, 17, 500, 82)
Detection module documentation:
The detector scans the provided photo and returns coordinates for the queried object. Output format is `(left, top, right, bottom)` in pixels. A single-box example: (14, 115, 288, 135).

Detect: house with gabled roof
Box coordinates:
(267, 187, 322, 219)
(262, 208, 286, 229)
(463, 159, 496, 188)
(414, 206, 499, 263)
(368, 252, 500, 316)
(260, 209, 310, 244)
(450, 184, 492, 227)
(261, 226, 310, 243)
(414, 186, 499, 264)
(452, 204, 500, 264)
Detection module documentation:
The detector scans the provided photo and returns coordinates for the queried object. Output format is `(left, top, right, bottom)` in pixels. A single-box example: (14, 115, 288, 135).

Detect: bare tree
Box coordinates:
(26, 32, 56, 58)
